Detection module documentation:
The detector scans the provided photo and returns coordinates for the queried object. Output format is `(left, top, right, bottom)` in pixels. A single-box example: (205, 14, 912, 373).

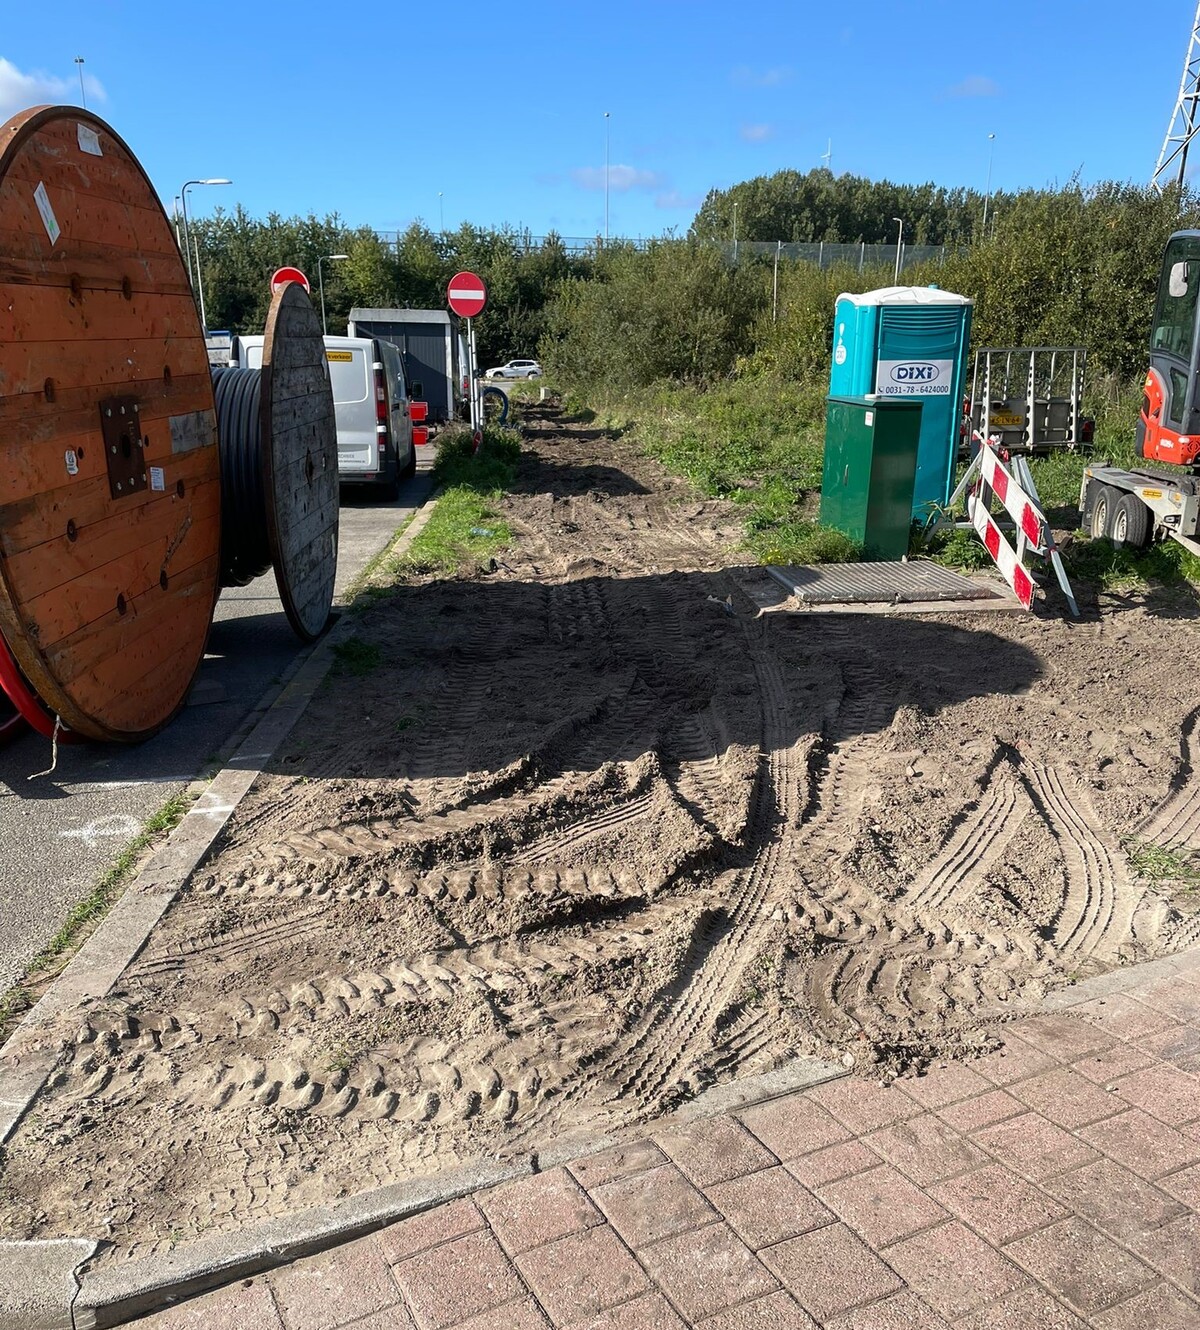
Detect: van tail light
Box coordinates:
(410, 400, 428, 423)
(413, 426, 429, 447)
(374, 364, 390, 445)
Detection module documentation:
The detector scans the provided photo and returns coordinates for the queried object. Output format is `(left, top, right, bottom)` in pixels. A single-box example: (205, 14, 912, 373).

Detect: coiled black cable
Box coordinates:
(212, 366, 271, 587)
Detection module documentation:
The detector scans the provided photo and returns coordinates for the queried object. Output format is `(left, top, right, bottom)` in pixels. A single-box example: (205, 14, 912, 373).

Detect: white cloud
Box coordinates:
(0, 57, 106, 120)
(740, 123, 774, 143)
(947, 74, 999, 99)
(571, 164, 664, 192)
(731, 65, 793, 88)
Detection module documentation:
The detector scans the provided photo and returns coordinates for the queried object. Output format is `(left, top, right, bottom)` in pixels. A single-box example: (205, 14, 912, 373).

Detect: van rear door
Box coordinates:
(325, 343, 376, 476)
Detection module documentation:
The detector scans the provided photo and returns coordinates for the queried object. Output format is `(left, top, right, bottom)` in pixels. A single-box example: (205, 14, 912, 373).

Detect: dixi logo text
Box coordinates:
(890, 363, 940, 382)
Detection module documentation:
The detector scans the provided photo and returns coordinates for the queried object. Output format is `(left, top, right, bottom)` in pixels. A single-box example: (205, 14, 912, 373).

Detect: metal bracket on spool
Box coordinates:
(100, 397, 148, 499)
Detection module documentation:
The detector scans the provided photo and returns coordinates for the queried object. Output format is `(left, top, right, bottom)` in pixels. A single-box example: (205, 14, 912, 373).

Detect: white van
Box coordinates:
(232, 334, 418, 498)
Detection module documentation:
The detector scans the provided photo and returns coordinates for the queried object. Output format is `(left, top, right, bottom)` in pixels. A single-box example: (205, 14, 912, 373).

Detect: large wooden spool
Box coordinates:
(260, 283, 338, 640)
(0, 106, 220, 742)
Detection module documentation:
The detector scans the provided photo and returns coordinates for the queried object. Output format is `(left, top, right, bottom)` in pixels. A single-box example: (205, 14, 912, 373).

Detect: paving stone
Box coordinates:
(894, 1061, 992, 1110)
(339, 1307, 419, 1330)
(706, 1165, 834, 1249)
(1139, 1021, 1200, 1067)
(953, 1287, 1087, 1329)
(1160, 1160, 1200, 1208)
(1127, 1211, 1200, 1293)
(394, 1228, 522, 1330)
(591, 1163, 716, 1248)
(805, 1078, 920, 1135)
(1070, 1042, 1158, 1085)
(1071, 994, 1179, 1040)
(974, 1111, 1100, 1179)
(638, 1219, 777, 1322)
(479, 1168, 603, 1256)
(884, 1220, 1028, 1320)
(865, 1113, 988, 1186)
(579, 1292, 686, 1329)
(1043, 1158, 1188, 1244)
(1006, 1217, 1157, 1316)
(271, 1236, 401, 1330)
(377, 1198, 486, 1266)
(569, 1139, 668, 1190)
(817, 1163, 947, 1248)
(822, 1291, 951, 1329)
(694, 1289, 817, 1328)
(449, 1297, 547, 1329)
(1007, 1015, 1115, 1060)
(1010, 1066, 1124, 1129)
(738, 1092, 852, 1160)
(1090, 1281, 1200, 1329)
(656, 1117, 777, 1187)
(758, 1222, 903, 1322)
(1112, 1063, 1200, 1125)
(936, 1088, 1025, 1133)
(515, 1223, 649, 1326)
(929, 1163, 1066, 1246)
(1079, 1107, 1200, 1179)
(135, 1278, 284, 1330)
(971, 1037, 1060, 1086)
(1127, 977, 1200, 1023)
(784, 1140, 880, 1189)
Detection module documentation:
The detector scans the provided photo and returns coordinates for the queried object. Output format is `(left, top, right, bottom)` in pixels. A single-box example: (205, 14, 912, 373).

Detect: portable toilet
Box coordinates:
(829, 286, 973, 518)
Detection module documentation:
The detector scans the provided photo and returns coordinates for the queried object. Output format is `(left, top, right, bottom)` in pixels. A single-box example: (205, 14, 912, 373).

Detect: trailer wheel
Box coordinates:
(1111, 493, 1151, 548)
(1089, 484, 1118, 539)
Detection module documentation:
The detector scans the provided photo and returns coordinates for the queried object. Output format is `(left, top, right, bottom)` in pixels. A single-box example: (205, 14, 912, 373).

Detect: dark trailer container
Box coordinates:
(347, 308, 460, 424)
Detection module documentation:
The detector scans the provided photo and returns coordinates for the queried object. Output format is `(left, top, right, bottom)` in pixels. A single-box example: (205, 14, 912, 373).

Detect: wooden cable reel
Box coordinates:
(0, 107, 338, 744)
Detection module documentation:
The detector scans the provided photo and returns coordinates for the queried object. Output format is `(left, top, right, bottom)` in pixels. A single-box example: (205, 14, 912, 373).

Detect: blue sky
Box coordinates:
(0, 0, 1186, 240)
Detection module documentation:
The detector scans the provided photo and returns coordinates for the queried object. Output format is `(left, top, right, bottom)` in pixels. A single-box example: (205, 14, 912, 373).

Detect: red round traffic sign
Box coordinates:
(270, 266, 310, 295)
(448, 270, 487, 318)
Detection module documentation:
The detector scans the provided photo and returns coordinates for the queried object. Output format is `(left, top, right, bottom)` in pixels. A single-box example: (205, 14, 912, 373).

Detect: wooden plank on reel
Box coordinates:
(0, 106, 220, 742)
(259, 282, 338, 641)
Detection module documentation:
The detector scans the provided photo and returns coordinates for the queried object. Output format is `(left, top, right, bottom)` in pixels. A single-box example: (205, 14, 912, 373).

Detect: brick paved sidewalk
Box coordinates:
(134, 954, 1200, 1329)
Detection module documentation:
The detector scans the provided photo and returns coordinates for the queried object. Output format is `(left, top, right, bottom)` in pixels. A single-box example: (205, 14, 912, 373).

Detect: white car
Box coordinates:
(486, 359, 542, 379)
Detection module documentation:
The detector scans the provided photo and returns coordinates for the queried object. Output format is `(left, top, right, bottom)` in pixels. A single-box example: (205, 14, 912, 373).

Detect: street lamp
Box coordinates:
(892, 216, 904, 284)
(733, 202, 739, 262)
(318, 254, 349, 335)
(438, 192, 444, 232)
(982, 132, 996, 234)
(180, 178, 232, 289)
(74, 57, 86, 109)
(604, 111, 611, 242)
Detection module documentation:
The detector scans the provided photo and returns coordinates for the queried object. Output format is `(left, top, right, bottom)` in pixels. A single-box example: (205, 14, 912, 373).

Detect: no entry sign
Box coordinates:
(448, 271, 487, 319)
(270, 266, 310, 295)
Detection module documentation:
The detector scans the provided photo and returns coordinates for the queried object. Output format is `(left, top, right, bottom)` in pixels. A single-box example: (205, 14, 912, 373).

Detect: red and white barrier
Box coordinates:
(977, 445, 1048, 554)
(969, 495, 1035, 607)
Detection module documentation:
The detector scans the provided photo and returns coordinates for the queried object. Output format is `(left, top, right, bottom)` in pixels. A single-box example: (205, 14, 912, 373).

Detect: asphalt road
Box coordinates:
(0, 464, 434, 998)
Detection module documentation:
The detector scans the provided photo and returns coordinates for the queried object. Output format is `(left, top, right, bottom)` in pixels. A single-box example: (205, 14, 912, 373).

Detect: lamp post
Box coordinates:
(733, 202, 739, 262)
(604, 111, 611, 242)
(74, 57, 86, 109)
(180, 178, 232, 290)
(438, 192, 444, 232)
(982, 132, 996, 234)
(892, 216, 904, 284)
(318, 254, 349, 335)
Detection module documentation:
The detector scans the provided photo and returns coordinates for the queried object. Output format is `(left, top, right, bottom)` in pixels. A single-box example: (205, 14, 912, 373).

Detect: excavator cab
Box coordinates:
(1140, 229, 1200, 466)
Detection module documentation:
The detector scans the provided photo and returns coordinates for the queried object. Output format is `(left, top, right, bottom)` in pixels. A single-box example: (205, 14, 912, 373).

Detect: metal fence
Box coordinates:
(373, 232, 952, 270)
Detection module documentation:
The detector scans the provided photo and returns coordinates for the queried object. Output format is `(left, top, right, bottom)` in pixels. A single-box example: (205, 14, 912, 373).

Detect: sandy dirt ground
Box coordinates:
(3, 403, 1199, 1262)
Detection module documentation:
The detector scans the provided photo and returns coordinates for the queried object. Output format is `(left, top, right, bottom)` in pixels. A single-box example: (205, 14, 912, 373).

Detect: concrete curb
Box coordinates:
(0, 1240, 96, 1330)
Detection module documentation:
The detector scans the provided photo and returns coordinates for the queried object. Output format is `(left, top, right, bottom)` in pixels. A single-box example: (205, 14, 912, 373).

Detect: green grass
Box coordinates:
(400, 425, 521, 576)
(1124, 839, 1200, 888)
(0, 791, 192, 1040)
(332, 636, 382, 676)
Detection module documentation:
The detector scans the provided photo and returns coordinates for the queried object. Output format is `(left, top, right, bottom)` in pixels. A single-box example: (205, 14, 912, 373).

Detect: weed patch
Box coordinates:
(332, 637, 382, 676)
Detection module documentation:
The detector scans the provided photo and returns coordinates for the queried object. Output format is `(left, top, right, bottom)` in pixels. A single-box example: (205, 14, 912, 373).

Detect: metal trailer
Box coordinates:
(969, 347, 1089, 454)
(347, 308, 460, 424)
(1080, 463, 1200, 556)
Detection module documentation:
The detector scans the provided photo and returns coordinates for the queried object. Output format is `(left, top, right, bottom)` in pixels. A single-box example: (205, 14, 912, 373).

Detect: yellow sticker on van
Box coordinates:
(326, 351, 354, 362)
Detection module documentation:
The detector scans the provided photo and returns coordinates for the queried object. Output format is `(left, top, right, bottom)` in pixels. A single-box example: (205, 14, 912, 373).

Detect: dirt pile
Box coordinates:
(3, 403, 1199, 1259)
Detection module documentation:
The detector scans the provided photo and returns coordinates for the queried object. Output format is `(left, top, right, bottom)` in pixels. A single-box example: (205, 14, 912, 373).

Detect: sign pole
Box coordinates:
(467, 316, 476, 433)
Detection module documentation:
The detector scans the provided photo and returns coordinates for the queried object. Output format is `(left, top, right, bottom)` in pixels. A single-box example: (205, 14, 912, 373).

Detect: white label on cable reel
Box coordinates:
(150, 466, 165, 492)
(77, 124, 102, 156)
(64, 449, 79, 476)
(34, 182, 60, 246)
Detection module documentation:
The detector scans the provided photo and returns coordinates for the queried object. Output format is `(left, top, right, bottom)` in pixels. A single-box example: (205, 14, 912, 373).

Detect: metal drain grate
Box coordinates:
(766, 560, 1001, 605)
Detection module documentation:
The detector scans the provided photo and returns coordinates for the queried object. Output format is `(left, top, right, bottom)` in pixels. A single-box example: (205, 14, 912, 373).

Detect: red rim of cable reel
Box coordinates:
(0, 631, 78, 743)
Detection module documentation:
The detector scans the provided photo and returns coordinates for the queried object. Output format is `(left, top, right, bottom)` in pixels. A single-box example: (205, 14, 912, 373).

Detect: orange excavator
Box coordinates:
(1139, 229, 1200, 465)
